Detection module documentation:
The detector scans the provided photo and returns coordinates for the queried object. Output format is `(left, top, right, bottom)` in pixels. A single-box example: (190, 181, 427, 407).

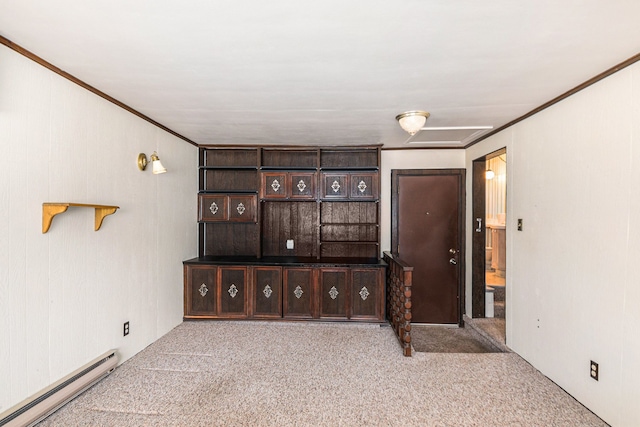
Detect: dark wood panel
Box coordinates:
(261, 202, 317, 257)
(320, 150, 378, 168)
(204, 223, 259, 256)
(262, 149, 317, 168)
(204, 149, 257, 167)
(320, 225, 378, 242)
(319, 269, 348, 318)
(204, 169, 257, 192)
(351, 268, 382, 320)
(320, 243, 378, 258)
(252, 267, 282, 318)
(320, 202, 377, 224)
(283, 268, 315, 318)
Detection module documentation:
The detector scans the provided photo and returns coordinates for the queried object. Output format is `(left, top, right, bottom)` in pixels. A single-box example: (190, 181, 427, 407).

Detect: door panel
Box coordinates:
(393, 170, 464, 324)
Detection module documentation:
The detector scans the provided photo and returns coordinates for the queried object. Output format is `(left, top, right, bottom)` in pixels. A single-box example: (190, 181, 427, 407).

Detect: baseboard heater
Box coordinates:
(0, 349, 118, 427)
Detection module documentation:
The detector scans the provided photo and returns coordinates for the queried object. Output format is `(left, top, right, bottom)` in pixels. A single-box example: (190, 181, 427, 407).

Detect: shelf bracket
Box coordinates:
(42, 203, 120, 233)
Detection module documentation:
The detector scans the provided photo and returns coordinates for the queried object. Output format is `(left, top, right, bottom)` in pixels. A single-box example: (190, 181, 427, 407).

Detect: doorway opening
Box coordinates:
(471, 148, 507, 345)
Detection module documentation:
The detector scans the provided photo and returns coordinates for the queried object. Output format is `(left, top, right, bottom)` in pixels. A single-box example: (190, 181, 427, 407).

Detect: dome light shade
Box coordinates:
(395, 111, 430, 135)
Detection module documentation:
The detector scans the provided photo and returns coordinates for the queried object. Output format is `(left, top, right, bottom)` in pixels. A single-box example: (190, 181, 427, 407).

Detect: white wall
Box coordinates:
(0, 45, 198, 411)
(465, 62, 640, 426)
(380, 149, 465, 253)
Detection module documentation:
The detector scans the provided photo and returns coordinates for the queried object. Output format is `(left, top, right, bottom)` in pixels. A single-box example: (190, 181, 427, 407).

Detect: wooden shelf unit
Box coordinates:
(189, 145, 384, 322)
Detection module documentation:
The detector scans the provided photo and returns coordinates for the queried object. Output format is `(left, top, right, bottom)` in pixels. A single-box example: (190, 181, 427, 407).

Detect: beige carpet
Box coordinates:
(37, 321, 606, 427)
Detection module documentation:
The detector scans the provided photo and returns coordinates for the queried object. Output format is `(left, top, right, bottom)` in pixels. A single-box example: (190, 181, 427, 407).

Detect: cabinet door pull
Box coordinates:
(199, 283, 209, 297)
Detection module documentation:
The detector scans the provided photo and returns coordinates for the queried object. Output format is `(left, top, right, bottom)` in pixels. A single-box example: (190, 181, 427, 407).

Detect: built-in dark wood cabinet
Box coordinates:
(186, 145, 385, 323)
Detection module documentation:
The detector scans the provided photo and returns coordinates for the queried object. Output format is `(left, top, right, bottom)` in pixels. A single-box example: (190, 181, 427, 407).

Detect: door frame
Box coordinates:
(471, 148, 506, 318)
(391, 168, 466, 326)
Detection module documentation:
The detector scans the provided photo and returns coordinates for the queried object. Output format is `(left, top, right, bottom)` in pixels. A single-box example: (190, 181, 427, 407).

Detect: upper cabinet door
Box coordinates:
(261, 172, 317, 199)
(321, 173, 349, 199)
(261, 172, 288, 199)
(198, 194, 228, 222)
(228, 195, 257, 222)
(289, 172, 316, 199)
(349, 173, 378, 199)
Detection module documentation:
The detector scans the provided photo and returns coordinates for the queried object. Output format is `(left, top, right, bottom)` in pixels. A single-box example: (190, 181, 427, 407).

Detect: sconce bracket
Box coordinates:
(137, 153, 148, 171)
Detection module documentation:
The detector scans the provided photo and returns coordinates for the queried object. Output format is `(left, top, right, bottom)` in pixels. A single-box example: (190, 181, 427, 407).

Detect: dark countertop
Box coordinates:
(184, 255, 387, 267)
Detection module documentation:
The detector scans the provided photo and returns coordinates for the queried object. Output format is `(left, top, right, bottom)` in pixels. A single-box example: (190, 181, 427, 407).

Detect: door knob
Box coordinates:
(449, 258, 457, 265)
(449, 248, 457, 254)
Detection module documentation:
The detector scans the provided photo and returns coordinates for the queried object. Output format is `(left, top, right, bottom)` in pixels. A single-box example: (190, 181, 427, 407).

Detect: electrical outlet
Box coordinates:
(590, 360, 599, 381)
(123, 321, 130, 337)
(286, 239, 294, 249)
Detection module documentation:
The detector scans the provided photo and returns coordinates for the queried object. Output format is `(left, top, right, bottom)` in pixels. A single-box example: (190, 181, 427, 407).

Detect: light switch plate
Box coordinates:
(286, 239, 294, 249)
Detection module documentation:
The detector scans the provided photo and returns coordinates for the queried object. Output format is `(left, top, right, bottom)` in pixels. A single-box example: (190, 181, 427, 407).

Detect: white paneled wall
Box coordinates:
(0, 45, 197, 411)
(465, 62, 640, 426)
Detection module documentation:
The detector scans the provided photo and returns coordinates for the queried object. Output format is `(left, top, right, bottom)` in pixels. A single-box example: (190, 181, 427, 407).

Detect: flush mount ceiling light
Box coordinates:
(395, 111, 430, 135)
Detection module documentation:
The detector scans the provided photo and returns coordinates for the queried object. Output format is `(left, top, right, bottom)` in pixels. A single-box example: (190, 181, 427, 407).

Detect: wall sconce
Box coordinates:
(137, 152, 167, 174)
(395, 111, 430, 135)
(485, 169, 495, 180)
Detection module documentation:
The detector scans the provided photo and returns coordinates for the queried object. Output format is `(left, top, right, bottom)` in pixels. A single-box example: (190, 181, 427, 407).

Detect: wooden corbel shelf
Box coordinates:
(42, 203, 120, 233)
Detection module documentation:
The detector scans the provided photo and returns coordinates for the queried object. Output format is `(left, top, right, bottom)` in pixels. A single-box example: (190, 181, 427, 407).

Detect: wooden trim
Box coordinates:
(471, 159, 487, 318)
(465, 52, 640, 148)
(381, 146, 465, 151)
(0, 35, 198, 147)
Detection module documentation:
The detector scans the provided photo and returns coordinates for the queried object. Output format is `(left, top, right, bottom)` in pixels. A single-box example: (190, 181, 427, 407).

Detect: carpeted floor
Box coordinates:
(411, 324, 503, 353)
(37, 321, 606, 427)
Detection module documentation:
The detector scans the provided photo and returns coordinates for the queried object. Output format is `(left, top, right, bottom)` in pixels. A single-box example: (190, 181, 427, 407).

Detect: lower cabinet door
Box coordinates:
(350, 268, 384, 320)
(219, 267, 248, 318)
(283, 268, 315, 319)
(252, 267, 282, 318)
(319, 268, 349, 319)
(185, 265, 218, 317)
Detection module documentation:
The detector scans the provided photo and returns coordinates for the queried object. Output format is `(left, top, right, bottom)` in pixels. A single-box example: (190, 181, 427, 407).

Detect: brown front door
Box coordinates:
(392, 169, 465, 324)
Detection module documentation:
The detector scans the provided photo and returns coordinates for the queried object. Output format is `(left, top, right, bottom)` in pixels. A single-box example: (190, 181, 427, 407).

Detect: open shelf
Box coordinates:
(42, 203, 119, 233)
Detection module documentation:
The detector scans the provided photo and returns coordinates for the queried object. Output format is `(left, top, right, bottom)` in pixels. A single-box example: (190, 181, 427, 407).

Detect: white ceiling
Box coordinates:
(2, 1, 640, 148)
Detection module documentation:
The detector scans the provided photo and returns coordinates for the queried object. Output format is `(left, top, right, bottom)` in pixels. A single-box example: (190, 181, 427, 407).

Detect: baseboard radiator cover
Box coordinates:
(0, 350, 118, 427)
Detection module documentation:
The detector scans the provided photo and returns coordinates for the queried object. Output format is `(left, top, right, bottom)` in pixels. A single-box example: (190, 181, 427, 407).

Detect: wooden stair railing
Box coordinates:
(383, 251, 413, 356)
